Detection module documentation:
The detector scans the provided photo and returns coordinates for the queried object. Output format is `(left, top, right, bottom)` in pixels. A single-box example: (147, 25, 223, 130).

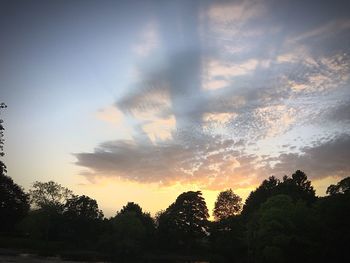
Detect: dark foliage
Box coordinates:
(29, 181, 73, 211)
(326, 177, 350, 195)
(213, 189, 242, 221)
(312, 189, 350, 262)
(210, 216, 247, 263)
(97, 201, 155, 261)
(157, 191, 209, 252)
(242, 176, 280, 217)
(0, 164, 30, 233)
(242, 171, 316, 218)
(62, 195, 104, 248)
(0, 104, 30, 233)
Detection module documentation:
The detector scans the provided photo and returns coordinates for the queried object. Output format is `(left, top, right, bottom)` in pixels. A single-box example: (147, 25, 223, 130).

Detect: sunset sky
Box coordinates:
(1, 0, 350, 217)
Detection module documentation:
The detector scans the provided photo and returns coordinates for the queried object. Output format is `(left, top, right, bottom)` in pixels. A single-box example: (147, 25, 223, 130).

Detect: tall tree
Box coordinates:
(29, 181, 73, 210)
(63, 195, 104, 248)
(278, 170, 316, 203)
(0, 102, 7, 158)
(26, 181, 73, 241)
(247, 195, 316, 263)
(99, 202, 155, 260)
(157, 191, 209, 250)
(0, 103, 29, 233)
(120, 202, 143, 216)
(0, 170, 30, 233)
(213, 189, 242, 221)
(64, 195, 103, 219)
(242, 176, 280, 217)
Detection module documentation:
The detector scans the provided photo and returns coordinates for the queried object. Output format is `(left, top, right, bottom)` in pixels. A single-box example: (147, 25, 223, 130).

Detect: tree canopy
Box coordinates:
(29, 181, 73, 210)
(242, 171, 316, 217)
(213, 189, 242, 221)
(0, 102, 7, 157)
(326, 177, 350, 195)
(157, 191, 209, 250)
(0, 170, 30, 232)
(64, 195, 103, 220)
(0, 103, 30, 232)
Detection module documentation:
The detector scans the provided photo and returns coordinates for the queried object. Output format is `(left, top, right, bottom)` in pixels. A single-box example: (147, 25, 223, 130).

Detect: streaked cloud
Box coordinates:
(289, 19, 350, 43)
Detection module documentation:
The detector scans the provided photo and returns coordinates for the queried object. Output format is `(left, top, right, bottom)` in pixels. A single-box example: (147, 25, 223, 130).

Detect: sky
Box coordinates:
(1, 0, 350, 218)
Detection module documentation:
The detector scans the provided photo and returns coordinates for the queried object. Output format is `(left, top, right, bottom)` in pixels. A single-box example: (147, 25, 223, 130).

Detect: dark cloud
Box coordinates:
(327, 102, 350, 122)
(263, 134, 350, 179)
(75, 132, 248, 189)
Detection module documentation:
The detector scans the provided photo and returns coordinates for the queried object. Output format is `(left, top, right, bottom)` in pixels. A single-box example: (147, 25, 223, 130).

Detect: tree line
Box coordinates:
(1, 168, 349, 263)
(1, 105, 349, 262)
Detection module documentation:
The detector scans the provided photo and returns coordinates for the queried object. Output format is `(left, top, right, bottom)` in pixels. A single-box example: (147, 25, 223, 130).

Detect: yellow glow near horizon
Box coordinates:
(69, 176, 257, 220)
(68, 174, 337, 220)
(312, 175, 342, 196)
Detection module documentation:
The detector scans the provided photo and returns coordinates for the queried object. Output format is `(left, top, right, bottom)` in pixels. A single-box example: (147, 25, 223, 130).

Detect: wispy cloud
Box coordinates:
(132, 20, 159, 57)
(203, 58, 258, 90)
(289, 19, 350, 43)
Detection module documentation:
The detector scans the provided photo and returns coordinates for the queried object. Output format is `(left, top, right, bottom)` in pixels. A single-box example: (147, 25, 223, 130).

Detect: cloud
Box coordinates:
(206, 0, 267, 38)
(81, 42, 349, 188)
(75, 132, 350, 189)
(203, 58, 259, 90)
(207, 0, 265, 25)
(252, 105, 296, 138)
(75, 0, 350, 190)
(203, 112, 237, 125)
(326, 101, 350, 123)
(263, 134, 350, 179)
(142, 115, 176, 143)
(75, 133, 252, 189)
(132, 20, 159, 57)
(283, 52, 350, 95)
(289, 19, 350, 43)
(96, 106, 124, 125)
(95, 105, 134, 140)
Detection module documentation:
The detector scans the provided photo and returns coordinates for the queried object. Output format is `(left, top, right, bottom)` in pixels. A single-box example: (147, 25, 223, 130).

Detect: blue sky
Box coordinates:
(1, 0, 350, 216)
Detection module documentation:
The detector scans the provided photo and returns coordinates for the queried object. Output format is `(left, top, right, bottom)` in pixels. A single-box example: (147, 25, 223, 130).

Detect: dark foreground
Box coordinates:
(2, 169, 350, 263)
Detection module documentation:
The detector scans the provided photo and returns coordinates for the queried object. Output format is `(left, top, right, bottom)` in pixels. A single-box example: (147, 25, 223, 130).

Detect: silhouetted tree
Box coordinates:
(0, 102, 7, 157)
(242, 176, 280, 217)
(119, 202, 155, 240)
(98, 202, 155, 261)
(277, 170, 316, 203)
(313, 178, 350, 262)
(326, 177, 350, 195)
(62, 195, 104, 248)
(247, 195, 316, 263)
(157, 191, 209, 250)
(29, 181, 73, 210)
(0, 103, 30, 233)
(0, 167, 30, 233)
(64, 195, 103, 219)
(213, 189, 242, 221)
(243, 171, 316, 218)
(210, 216, 247, 263)
(120, 201, 143, 216)
(24, 181, 73, 241)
